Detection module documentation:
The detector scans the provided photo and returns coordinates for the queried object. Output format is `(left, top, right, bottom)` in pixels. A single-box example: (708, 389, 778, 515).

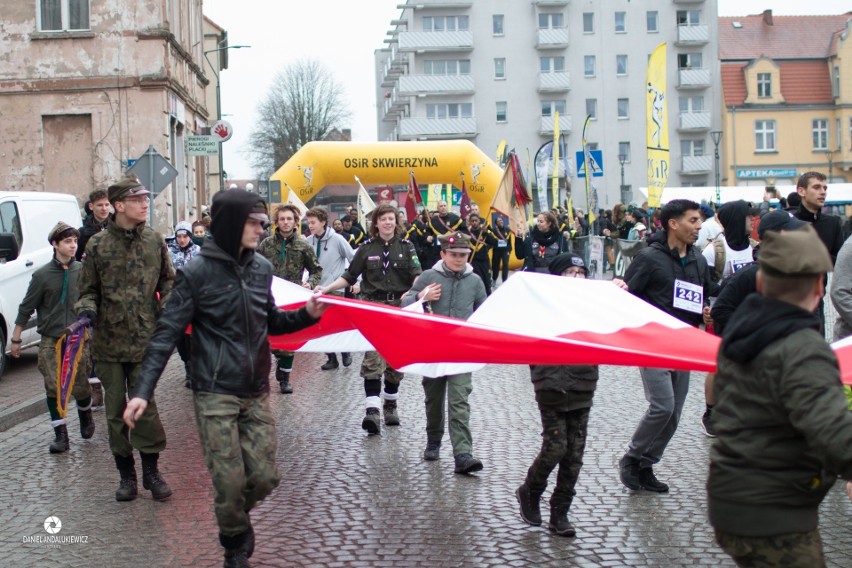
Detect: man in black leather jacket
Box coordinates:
(124, 189, 325, 568)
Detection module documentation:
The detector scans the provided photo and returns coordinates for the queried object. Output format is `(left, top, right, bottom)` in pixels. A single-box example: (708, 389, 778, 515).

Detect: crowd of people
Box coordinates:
(9, 172, 852, 567)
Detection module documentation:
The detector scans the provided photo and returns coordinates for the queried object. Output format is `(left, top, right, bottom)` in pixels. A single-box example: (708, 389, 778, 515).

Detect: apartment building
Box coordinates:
(0, 0, 217, 230)
(375, 0, 722, 209)
(720, 10, 852, 187)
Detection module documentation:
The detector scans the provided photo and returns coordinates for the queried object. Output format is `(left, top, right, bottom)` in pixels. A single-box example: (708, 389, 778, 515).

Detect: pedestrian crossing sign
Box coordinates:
(576, 150, 604, 178)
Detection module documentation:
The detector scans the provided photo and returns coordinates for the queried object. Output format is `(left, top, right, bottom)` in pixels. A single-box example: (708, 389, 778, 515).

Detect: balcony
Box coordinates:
(404, 2, 474, 9)
(398, 74, 474, 96)
(673, 0, 704, 3)
(381, 47, 407, 87)
(537, 28, 570, 49)
(398, 117, 477, 139)
(678, 68, 711, 89)
(538, 72, 571, 93)
(675, 24, 709, 45)
(535, 0, 570, 5)
(382, 88, 408, 121)
(681, 155, 712, 175)
(539, 115, 572, 135)
(398, 30, 474, 52)
(677, 111, 711, 131)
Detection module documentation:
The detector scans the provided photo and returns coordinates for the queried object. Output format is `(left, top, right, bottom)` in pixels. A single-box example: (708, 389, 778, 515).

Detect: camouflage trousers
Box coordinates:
(193, 391, 280, 538)
(97, 361, 166, 457)
(423, 373, 473, 456)
(715, 529, 826, 568)
(38, 335, 92, 401)
(524, 405, 591, 507)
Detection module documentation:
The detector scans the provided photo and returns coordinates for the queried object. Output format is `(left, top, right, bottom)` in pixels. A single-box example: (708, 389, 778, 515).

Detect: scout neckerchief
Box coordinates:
(381, 237, 394, 274)
(315, 231, 325, 260)
(279, 230, 294, 262)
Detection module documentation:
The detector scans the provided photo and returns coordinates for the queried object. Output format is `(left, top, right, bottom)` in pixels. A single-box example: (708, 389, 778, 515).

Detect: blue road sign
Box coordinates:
(576, 150, 604, 178)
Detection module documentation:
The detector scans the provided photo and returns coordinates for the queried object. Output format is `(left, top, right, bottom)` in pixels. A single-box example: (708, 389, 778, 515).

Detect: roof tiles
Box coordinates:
(719, 13, 851, 60)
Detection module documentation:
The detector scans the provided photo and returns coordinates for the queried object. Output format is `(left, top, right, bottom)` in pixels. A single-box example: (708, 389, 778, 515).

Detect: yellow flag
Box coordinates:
(646, 43, 669, 209)
(552, 112, 560, 209)
(496, 139, 507, 166)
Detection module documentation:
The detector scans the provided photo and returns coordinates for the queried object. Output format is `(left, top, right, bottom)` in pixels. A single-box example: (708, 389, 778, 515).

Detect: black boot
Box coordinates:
(114, 454, 138, 502)
(341, 352, 352, 367)
(276, 368, 292, 394)
(383, 400, 400, 426)
(49, 424, 69, 454)
(548, 504, 576, 537)
(361, 408, 381, 435)
(140, 452, 173, 501)
(320, 353, 339, 371)
(221, 531, 252, 568)
(515, 484, 543, 526)
(78, 407, 95, 439)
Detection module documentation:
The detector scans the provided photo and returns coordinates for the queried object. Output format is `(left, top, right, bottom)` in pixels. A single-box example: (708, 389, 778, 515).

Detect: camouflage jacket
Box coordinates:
(257, 231, 322, 287)
(75, 217, 175, 362)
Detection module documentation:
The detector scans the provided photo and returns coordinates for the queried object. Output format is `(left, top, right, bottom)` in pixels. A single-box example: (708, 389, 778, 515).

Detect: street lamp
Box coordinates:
(825, 149, 835, 182)
(203, 42, 251, 193)
(618, 154, 631, 204)
(710, 130, 723, 204)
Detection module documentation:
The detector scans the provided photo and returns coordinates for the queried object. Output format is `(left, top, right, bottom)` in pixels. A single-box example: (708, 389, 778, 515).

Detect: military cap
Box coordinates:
(439, 231, 472, 253)
(549, 253, 588, 276)
(758, 225, 832, 277)
(48, 221, 79, 243)
(108, 175, 150, 203)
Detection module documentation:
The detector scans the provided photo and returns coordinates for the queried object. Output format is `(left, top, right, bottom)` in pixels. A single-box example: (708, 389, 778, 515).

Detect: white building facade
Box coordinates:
(375, 0, 722, 209)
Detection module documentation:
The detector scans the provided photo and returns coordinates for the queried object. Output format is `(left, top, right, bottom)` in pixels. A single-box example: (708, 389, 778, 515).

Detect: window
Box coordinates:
(812, 119, 828, 150)
(541, 101, 566, 117)
(617, 98, 629, 119)
(616, 55, 628, 76)
(587, 142, 599, 151)
(676, 10, 701, 26)
(757, 73, 772, 98)
(583, 55, 595, 77)
(422, 15, 469, 32)
(423, 59, 471, 76)
(837, 118, 842, 150)
(755, 120, 776, 152)
(615, 11, 626, 33)
(496, 101, 507, 123)
(540, 56, 565, 74)
(426, 103, 473, 119)
(680, 139, 706, 157)
(833, 66, 840, 98)
(678, 95, 704, 112)
(646, 11, 658, 32)
(585, 98, 597, 120)
(538, 13, 564, 29)
(677, 52, 703, 69)
(38, 0, 90, 31)
(583, 12, 594, 33)
(619, 142, 631, 163)
(0, 201, 22, 248)
(493, 58, 505, 79)
(493, 14, 504, 35)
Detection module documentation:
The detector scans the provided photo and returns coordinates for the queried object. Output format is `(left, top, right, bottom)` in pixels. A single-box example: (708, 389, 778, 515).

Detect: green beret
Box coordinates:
(108, 175, 150, 203)
(759, 225, 832, 277)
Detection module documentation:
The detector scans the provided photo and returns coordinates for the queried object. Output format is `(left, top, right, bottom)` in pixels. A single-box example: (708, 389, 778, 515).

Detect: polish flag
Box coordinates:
(830, 336, 852, 385)
(269, 272, 720, 375)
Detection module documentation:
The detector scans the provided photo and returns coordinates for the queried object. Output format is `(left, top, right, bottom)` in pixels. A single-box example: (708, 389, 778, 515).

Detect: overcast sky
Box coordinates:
(203, 0, 851, 180)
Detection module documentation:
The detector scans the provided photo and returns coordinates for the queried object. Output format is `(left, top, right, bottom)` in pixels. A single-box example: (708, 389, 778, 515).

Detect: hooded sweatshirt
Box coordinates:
(210, 190, 261, 261)
(708, 293, 852, 536)
(703, 200, 754, 282)
(401, 260, 486, 320)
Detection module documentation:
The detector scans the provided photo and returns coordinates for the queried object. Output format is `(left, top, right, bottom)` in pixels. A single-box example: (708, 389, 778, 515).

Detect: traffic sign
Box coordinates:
(211, 120, 233, 142)
(186, 135, 219, 156)
(127, 146, 179, 199)
(576, 150, 603, 178)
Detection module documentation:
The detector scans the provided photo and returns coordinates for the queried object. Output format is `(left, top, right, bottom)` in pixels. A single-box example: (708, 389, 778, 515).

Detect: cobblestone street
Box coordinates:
(1, 352, 849, 567)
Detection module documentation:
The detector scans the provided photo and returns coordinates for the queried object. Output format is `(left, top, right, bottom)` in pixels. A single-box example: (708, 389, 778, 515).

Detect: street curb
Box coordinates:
(0, 396, 45, 433)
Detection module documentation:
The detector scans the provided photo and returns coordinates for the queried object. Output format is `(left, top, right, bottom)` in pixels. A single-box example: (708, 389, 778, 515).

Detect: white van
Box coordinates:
(0, 191, 83, 378)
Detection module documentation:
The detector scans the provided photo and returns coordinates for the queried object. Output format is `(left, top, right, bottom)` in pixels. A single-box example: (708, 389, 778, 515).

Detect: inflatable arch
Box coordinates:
(269, 140, 504, 212)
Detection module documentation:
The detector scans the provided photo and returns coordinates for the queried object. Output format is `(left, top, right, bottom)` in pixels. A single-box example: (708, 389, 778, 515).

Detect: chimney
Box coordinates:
(762, 9, 773, 26)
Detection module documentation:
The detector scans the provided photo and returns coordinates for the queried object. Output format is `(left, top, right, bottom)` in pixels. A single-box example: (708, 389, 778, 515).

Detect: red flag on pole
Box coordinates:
(460, 179, 472, 220)
(405, 171, 421, 222)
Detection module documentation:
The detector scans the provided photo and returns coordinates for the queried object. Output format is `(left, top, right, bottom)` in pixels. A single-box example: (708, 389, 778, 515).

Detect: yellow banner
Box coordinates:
(551, 112, 560, 209)
(646, 43, 669, 209)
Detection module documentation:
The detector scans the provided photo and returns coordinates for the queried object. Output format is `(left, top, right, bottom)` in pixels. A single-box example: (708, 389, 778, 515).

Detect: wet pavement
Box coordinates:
(1, 351, 850, 567)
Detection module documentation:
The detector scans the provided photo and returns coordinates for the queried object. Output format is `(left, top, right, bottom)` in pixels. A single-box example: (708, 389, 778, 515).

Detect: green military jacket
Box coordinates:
(75, 217, 175, 362)
(342, 236, 421, 297)
(257, 231, 322, 287)
(16, 257, 82, 338)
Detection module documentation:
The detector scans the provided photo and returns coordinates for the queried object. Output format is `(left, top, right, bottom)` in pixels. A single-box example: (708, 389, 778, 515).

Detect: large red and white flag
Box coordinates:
(269, 273, 719, 374)
(830, 336, 852, 386)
